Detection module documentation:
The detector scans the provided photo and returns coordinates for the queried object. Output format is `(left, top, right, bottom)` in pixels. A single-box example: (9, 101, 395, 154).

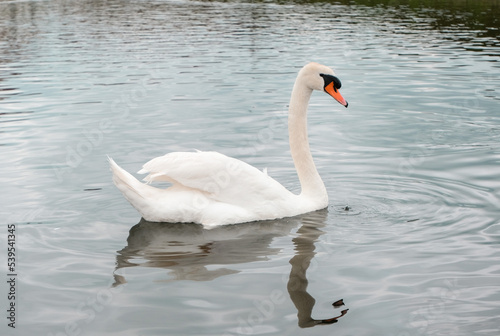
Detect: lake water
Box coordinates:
(1, 0, 499, 335)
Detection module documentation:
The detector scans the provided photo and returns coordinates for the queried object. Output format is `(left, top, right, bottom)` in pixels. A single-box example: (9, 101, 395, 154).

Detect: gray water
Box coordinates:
(1, 0, 500, 335)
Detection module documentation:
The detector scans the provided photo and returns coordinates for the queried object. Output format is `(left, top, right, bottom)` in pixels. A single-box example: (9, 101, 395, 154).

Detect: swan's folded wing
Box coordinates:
(138, 151, 239, 187)
(138, 151, 292, 204)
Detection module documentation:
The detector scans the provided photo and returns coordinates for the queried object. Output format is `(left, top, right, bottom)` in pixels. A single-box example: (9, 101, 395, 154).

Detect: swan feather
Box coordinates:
(138, 151, 291, 205)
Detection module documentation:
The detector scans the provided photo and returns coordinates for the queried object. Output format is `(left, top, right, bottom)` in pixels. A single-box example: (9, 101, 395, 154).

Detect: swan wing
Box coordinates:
(138, 151, 293, 204)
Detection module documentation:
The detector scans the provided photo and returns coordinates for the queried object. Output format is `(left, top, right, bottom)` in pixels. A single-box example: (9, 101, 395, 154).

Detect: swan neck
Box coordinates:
(288, 80, 327, 200)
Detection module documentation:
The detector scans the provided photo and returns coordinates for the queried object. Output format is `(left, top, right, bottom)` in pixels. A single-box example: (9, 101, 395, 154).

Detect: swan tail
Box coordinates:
(108, 157, 160, 215)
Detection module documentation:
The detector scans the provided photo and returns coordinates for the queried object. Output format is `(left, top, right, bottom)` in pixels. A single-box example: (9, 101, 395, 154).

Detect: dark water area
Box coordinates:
(343, 0, 499, 35)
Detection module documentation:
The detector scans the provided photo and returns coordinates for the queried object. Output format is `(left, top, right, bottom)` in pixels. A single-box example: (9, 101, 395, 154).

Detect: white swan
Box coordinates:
(109, 62, 348, 228)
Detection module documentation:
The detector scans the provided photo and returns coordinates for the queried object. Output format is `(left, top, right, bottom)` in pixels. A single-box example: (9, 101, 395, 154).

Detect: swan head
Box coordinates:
(299, 62, 348, 108)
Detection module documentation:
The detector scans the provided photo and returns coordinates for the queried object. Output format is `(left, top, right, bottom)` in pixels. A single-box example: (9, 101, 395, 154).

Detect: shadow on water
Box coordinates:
(112, 219, 293, 283)
(113, 208, 349, 328)
(287, 210, 350, 327)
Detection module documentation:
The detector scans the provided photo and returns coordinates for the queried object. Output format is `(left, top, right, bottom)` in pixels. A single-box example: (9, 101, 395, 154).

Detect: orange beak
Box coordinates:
(325, 82, 348, 108)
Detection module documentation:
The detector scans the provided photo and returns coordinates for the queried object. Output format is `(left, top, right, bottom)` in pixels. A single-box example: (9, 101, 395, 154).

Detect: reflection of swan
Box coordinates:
(109, 62, 348, 227)
(112, 217, 298, 285)
(112, 209, 348, 327)
(287, 211, 349, 327)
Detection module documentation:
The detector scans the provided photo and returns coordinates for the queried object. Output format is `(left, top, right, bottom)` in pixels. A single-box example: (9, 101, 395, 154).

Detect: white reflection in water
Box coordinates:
(114, 209, 349, 328)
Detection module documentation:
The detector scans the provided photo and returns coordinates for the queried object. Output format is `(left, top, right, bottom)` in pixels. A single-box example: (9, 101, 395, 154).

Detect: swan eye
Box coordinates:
(320, 74, 342, 91)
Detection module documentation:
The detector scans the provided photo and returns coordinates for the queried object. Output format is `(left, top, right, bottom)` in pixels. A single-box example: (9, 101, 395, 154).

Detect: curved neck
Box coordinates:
(288, 79, 327, 200)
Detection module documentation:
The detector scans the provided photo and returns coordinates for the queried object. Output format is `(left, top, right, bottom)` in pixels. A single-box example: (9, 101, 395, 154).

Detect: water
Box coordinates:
(1, 0, 499, 335)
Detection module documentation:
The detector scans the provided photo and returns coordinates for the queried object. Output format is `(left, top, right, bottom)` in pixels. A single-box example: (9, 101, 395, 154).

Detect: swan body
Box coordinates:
(109, 62, 347, 228)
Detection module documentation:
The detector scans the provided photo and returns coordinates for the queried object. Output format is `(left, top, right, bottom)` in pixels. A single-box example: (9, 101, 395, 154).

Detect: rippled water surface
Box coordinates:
(1, 0, 499, 335)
